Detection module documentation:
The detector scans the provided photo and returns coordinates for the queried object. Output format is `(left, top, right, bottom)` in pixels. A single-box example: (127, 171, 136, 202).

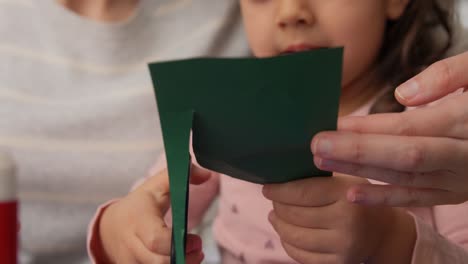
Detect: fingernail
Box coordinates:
(313, 138, 333, 156)
(349, 191, 367, 204)
(318, 158, 336, 170)
(396, 80, 419, 101)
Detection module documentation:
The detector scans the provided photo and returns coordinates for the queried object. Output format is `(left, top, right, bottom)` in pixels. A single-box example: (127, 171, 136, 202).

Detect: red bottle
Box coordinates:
(0, 153, 17, 264)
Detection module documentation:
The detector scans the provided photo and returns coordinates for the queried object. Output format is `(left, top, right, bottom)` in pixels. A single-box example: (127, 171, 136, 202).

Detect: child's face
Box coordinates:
(240, 0, 409, 88)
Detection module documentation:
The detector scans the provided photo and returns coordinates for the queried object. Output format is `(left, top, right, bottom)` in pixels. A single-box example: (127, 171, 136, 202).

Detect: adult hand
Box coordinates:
(98, 164, 211, 264)
(312, 51, 468, 206)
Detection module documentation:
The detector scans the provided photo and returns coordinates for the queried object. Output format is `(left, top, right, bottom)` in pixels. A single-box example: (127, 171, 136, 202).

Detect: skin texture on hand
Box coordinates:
(98, 165, 211, 264)
(312, 52, 468, 207)
(263, 175, 416, 264)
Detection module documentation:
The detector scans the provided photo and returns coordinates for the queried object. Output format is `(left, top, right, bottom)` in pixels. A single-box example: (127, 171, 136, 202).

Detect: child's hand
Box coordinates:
(98, 165, 212, 264)
(263, 175, 416, 264)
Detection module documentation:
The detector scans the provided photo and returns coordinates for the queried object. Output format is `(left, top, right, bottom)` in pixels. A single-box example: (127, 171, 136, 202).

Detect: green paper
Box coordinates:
(163, 111, 193, 264)
(149, 48, 343, 264)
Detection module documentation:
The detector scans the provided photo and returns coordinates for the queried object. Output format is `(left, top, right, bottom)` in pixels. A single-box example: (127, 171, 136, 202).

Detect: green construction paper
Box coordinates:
(148, 48, 343, 264)
(162, 111, 193, 264)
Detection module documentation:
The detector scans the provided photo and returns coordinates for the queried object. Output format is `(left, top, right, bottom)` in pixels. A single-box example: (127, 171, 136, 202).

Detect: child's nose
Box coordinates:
(276, 0, 314, 29)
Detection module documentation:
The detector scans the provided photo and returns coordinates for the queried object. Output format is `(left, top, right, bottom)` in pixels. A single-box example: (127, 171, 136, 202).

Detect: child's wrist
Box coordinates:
(368, 209, 416, 264)
(96, 204, 117, 264)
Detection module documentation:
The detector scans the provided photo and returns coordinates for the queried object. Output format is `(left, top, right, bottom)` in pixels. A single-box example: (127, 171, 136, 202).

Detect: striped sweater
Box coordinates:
(0, 0, 248, 263)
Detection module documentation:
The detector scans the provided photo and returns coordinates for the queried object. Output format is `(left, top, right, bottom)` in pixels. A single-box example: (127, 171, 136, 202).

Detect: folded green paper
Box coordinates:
(149, 48, 343, 264)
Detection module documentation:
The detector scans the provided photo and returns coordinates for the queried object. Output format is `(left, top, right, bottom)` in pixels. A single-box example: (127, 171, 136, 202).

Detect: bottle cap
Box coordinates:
(0, 152, 16, 202)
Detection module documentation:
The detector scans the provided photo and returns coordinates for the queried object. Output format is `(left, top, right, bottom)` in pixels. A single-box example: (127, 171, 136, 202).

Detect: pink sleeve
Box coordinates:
(411, 202, 468, 263)
(87, 200, 119, 264)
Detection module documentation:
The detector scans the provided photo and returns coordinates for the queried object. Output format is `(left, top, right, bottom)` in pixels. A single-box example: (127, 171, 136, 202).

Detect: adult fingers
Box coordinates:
(346, 184, 465, 207)
(314, 157, 458, 191)
(268, 211, 336, 253)
(311, 132, 463, 173)
(395, 52, 468, 106)
(338, 93, 468, 138)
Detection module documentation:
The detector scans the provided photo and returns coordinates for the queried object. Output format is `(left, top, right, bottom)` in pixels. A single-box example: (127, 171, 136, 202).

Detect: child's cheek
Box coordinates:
(248, 31, 277, 58)
(321, 15, 386, 87)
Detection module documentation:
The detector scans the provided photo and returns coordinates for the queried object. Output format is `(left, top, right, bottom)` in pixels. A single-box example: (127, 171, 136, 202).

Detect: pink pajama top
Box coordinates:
(88, 93, 468, 263)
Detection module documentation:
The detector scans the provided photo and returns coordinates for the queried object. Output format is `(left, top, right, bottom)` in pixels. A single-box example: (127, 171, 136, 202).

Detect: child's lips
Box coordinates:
(281, 44, 324, 54)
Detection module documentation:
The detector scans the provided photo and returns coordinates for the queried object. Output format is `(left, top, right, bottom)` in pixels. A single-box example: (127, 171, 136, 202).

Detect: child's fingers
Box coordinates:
(281, 240, 339, 264)
(190, 163, 214, 185)
(115, 255, 140, 264)
(186, 250, 205, 264)
(272, 202, 340, 229)
(144, 169, 171, 194)
(395, 51, 468, 106)
(136, 225, 172, 255)
(346, 184, 466, 207)
(140, 170, 171, 214)
(126, 234, 170, 264)
(263, 177, 339, 207)
(136, 221, 203, 255)
(141, 164, 213, 215)
(268, 211, 335, 253)
(185, 234, 203, 254)
(144, 163, 212, 193)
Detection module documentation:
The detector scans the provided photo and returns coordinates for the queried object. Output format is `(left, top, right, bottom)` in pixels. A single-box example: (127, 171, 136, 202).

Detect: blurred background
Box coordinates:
(461, 0, 468, 26)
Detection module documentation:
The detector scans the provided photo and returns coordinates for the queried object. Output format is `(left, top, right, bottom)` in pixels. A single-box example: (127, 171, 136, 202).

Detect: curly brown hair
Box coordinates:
(369, 0, 456, 114)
